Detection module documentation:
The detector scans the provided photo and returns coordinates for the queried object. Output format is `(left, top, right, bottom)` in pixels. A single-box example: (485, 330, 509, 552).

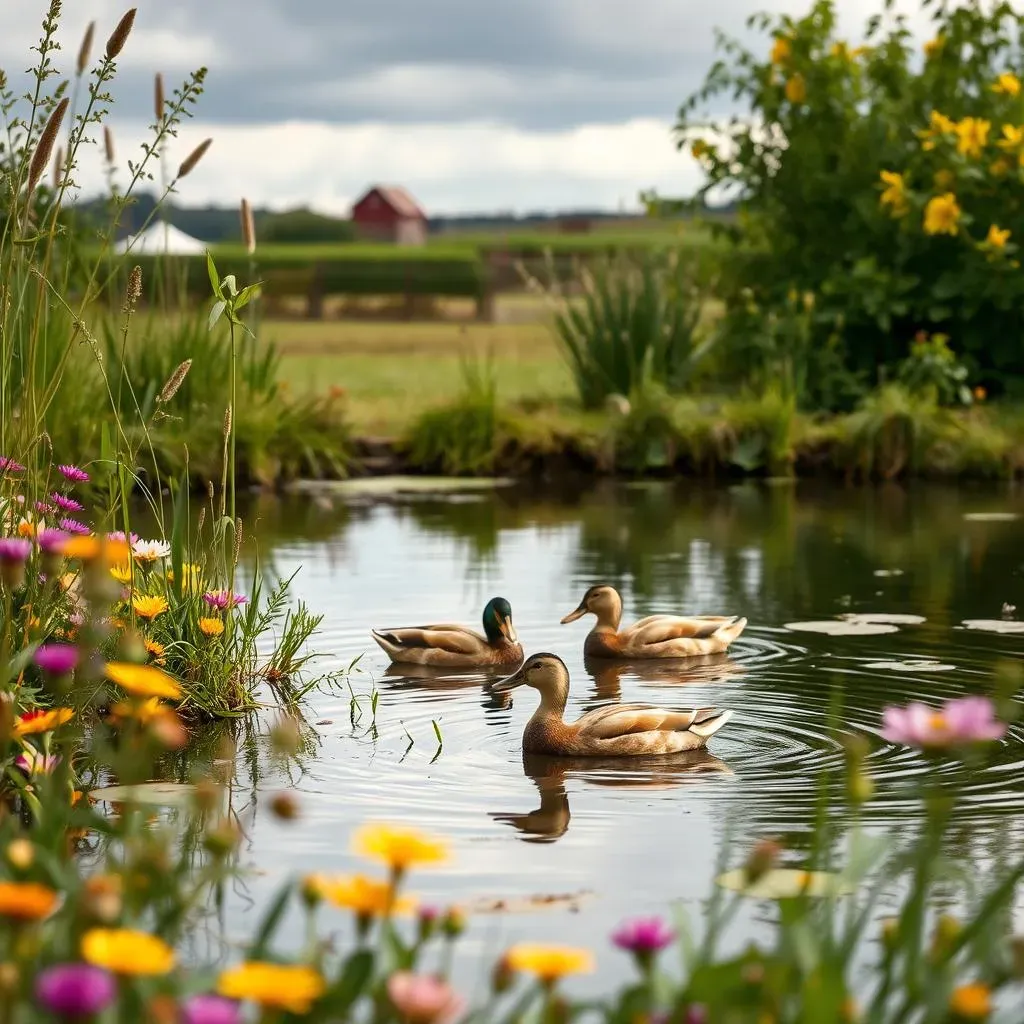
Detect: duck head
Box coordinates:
(491, 653, 570, 707)
(560, 584, 623, 629)
(483, 597, 518, 645)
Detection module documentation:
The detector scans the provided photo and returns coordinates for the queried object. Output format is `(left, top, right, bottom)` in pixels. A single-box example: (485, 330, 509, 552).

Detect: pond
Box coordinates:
(203, 479, 1024, 989)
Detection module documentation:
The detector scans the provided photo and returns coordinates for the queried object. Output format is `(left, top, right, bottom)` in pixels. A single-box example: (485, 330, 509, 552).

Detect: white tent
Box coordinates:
(114, 222, 206, 255)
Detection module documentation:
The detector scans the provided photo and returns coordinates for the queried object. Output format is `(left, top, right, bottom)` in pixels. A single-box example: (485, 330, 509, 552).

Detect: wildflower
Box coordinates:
(58, 464, 90, 484)
(35, 963, 116, 1017)
(145, 638, 166, 663)
(17, 517, 38, 539)
(51, 493, 84, 513)
(880, 696, 1006, 748)
(974, 386, 987, 402)
(955, 117, 990, 159)
(203, 590, 248, 610)
(109, 562, 133, 584)
(217, 962, 326, 1016)
(0, 457, 25, 473)
(611, 917, 676, 966)
(878, 171, 908, 216)
(132, 538, 171, 562)
(504, 944, 594, 985)
(0, 538, 32, 588)
(107, 530, 139, 545)
(0, 881, 58, 920)
(986, 224, 1011, 249)
(182, 994, 242, 1024)
(918, 110, 956, 150)
(948, 982, 992, 1019)
(34, 502, 56, 515)
(923, 35, 944, 59)
(199, 617, 225, 637)
(785, 73, 807, 104)
(441, 906, 466, 939)
(923, 193, 961, 236)
(37, 529, 69, 554)
(14, 708, 74, 736)
(353, 823, 449, 872)
(59, 518, 90, 536)
(309, 873, 415, 917)
(82, 928, 175, 975)
(998, 123, 1024, 152)
(34, 644, 79, 678)
(7, 839, 33, 869)
(167, 563, 202, 590)
(14, 750, 60, 776)
(387, 972, 466, 1024)
(770, 36, 791, 64)
(105, 661, 182, 700)
(132, 594, 169, 619)
(993, 72, 1021, 96)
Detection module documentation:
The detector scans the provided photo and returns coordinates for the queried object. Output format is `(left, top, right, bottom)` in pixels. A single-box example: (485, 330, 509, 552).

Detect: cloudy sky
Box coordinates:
(4, 0, 926, 215)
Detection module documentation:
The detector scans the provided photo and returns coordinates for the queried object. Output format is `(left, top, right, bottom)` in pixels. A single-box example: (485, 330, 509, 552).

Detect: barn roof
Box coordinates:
(354, 185, 426, 219)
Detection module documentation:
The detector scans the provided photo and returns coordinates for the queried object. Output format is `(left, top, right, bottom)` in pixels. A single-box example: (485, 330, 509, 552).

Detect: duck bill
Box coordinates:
(498, 616, 518, 644)
(491, 665, 527, 693)
(560, 602, 587, 625)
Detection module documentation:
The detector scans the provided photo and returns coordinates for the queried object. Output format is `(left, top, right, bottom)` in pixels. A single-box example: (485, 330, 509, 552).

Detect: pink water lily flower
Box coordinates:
(387, 972, 465, 1024)
(881, 696, 1007, 748)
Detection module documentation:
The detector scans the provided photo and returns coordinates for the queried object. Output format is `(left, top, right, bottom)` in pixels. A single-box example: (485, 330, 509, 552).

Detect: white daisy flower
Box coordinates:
(132, 538, 171, 562)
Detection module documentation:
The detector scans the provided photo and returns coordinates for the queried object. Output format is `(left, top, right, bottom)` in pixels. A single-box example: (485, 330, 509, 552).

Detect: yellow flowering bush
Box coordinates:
(678, 0, 1024, 402)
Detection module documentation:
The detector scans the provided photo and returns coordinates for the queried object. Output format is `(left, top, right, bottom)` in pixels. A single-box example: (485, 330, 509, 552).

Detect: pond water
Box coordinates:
(201, 479, 1024, 989)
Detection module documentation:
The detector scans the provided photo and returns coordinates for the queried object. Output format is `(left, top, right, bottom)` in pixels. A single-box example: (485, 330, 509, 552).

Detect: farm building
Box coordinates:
(350, 185, 427, 245)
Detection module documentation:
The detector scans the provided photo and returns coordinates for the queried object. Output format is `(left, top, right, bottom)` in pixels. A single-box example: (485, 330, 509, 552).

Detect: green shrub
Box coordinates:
(258, 207, 357, 244)
(720, 388, 797, 475)
(896, 330, 973, 406)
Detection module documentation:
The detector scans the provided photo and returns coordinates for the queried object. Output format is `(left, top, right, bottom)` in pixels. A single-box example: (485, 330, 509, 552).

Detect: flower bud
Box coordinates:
(881, 918, 899, 953)
(930, 914, 961, 962)
(204, 820, 241, 859)
(441, 906, 466, 939)
(5, 839, 33, 871)
(0, 963, 18, 997)
(84, 874, 123, 923)
(491, 954, 514, 994)
(417, 905, 440, 943)
(300, 875, 324, 909)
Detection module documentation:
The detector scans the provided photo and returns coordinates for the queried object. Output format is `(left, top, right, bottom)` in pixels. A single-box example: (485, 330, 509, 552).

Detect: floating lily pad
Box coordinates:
(961, 619, 1024, 634)
(716, 868, 854, 900)
(840, 613, 926, 625)
(864, 660, 956, 672)
(466, 890, 594, 914)
(784, 620, 898, 636)
(963, 512, 1021, 522)
(89, 782, 212, 808)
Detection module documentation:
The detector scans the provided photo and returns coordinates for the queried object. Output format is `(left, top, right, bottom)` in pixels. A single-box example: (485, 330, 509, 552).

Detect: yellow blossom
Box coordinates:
(104, 661, 182, 701)
(109, 563, 133, 584)
(770, 36, 791, 64)
(993, 72, 1021, 96)
(166, 563, 202, 591)
(218, 962, 326, 1015)
(923, 36, 944, 59)
(691, 139, 709, 159)
(785, 73, 807, 104)
(504, 944, 595, 983)
(199, 617, 224, 637)
(353, 823, 449, 871)
(830, 41, 867, 61)
(986, 224, 1011, 249)
(61, 536, 130, 564)
(144, 638, 166, 663)
(955, 117, 990, 159)
(82, 928, 175, 975)
(309, 873, 416, 917)
(0, 881, 58, 920)
(918, 110, 956, 150)
(948, 982, 992, 1019)
(879, 171, 908, 216)
(997, 123, 1024, 152)
(14, 708, 74, 736)
(923, 193, 961, 236)
(132, 595, 168, 620)
(17, 519, 37, 539)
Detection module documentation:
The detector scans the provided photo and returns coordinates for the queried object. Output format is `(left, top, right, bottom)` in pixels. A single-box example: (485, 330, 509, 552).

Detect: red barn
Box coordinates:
(350, 185, 427, 246)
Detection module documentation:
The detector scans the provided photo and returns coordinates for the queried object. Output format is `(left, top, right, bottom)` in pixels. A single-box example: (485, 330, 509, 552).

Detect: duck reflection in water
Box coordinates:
(583, 652, 745, 706)
(491, 751, 733, 843)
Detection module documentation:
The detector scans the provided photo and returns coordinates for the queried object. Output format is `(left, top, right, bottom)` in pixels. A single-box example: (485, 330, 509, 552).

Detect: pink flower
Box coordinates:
(35, 644, 79, 676)
(0, 538, 31, 563)
(15, 749, 60, 775)
(387, 972, 465, 1024)
(35, 501, 57, 515)
(0, 457, 25, 473)
(38, 529, 70, 554)
(51, 493, 84, 513)
(612, 917, 676, 958)
(202, 590, 248, 610)
(59, 518, 90, 535)
(880, 696, 1007, 748)
(107, 530, 139, 545)
(58, 464, 90, 483)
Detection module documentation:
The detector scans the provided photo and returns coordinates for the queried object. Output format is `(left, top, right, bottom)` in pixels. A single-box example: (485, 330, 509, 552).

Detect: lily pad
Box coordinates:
(784, 620, 898, 636)
(864, 660, 956, 672)
(840, 613, 926, 625)
(716, 868, 854, 900)
(961, 619, 1024, 634)
(466, 890, 594, 915)
(89, 782, 213, 808)
(963, 512, 1021, 522)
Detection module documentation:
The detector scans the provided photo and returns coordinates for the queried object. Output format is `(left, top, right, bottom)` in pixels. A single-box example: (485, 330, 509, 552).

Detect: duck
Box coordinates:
(560, 584, 746, 659)
(371, 596, 523, 668)
(491, 653, 732, 756)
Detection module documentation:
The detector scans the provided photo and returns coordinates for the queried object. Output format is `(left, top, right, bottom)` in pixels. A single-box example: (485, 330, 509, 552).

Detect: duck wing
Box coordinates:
(371, 624, 488, 655)
(575, 702, 728, 740)
(627, 614, 739, 645)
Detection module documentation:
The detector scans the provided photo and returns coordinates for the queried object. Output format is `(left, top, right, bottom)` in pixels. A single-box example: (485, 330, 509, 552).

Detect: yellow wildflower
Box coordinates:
(166, 563, 202, 590)
(61, 536, 130, 564)
(144, 638, 166, 663)
(986, 224, 1011, 249)
(82, 928, 175, 975)
(504, 944, 595, 983)
(923, 36, 944, 59)
(353, 823, 449, 871)
(918, 110, 956, 150)
(199, 617, 224, 637)
(104, 662, 182, 701)
(785, 73, 807, 104)
(109, 562, 133, 584)
(923, 193, 961, 236)
(14, 708, 74, 736)
(830, 41, 867, 60)
(0, 881, 58, 920)
(955, 117, 990, 159)
(132, 595, 168, 620)
(17, 519, 37, 539)
(218, 962, 326, 1016)
(997, 123, 1024, 151)
(878, 171, 908, 216)
(993, 72, 1021, 96)
(770, 36, 791, 64)
(948, 982, 991, 1019)
(309, 873, 416, 917)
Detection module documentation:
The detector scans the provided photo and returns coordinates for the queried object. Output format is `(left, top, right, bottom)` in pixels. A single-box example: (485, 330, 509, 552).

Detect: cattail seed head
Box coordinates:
(206, 481, 215, 500)
(222, 404, 232, 438)
(123, 265, 142, 312)
(157, 360, 191, 403)
(105, 8, 136, 61)
(177, 138, 212, 179)
(240, 197, 255, 254)
(52, 147, 63, 190)
(154, 73, 164, 123)
(197, 506, 206, 533)
(103, 125, 115, 165)
(28, 97, 69, 195)
(77, 21, 96, 75)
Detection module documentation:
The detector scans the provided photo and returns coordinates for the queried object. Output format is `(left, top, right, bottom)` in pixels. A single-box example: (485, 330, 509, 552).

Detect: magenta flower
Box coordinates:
(0, 456, 25, 473)
(387, 972, 465, 1024)
(36, 963, 116, 1017)
(203, 590, 248, 610)
(182, 994, 242, 1024)
(35, 501, 57, 515)
(881, 696, 1007, 749)
(107, 530, 140, 545)
(612, 917, 676, 958)
(0, 538, 32, 563)
(38, 529, 70, 554)
(51, 493, 84, 513)
(59, 518, 90, 536)
(35, 644, 79, 676)
(15, 749, 60, 775)
(57, 464, 89, 483)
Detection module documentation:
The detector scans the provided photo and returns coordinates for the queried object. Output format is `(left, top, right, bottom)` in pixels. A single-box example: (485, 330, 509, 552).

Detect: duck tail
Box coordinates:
(371, 629, 402, 659)
(690, 708, 732, 739)
(713, 617, 747, 646)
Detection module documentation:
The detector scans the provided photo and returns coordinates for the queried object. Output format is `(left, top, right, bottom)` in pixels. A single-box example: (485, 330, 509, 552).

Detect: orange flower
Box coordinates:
(105, 662, 182, 700)
(504, 944, 594, 983)
(132, 595, 168, 620)
(949, 982, 992, 1019)
(14, 707, 74, 736)
(0, 881, 58, 920)
(784, 73, 807, 104)
(198, 617, 224, 637)
(144, 639, 166, 664)
(308, 873, 415, 917)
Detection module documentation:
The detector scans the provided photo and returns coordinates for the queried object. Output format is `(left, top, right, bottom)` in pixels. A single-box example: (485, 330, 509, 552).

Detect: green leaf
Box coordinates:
(247, 882, 293, 959)
(222, 274, 238, 298)
(208, 300, 227, 332)
(323, 950, 374, 1013)
(206, 250, 222, 299)
(169, 465, 189, 601)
